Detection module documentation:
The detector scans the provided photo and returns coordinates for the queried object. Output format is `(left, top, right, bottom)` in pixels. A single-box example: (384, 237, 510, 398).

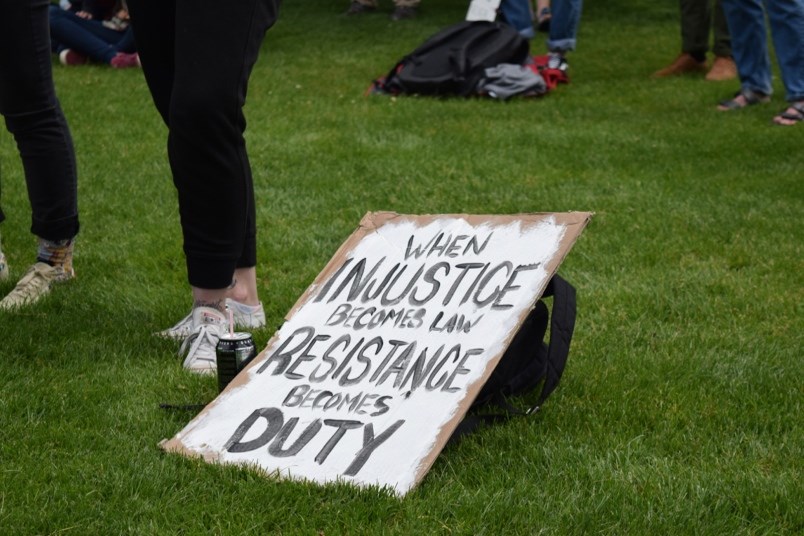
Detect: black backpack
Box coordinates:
(451, 274, 576, 441)
(377, 20, 530, 97)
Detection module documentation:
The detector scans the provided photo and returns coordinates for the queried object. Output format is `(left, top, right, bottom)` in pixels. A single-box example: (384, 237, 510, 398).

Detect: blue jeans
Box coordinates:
(547, 0, 583, 52)
(500, 0, 535, 39)
(49, 6, 135, 64)
(0, 0, 79, 241)
(722, 0, 804, 102)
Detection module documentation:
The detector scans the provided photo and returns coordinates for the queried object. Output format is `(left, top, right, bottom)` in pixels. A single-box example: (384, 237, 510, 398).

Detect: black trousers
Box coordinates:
(127, 0, 280, 289)
(0, 0, 80, 242)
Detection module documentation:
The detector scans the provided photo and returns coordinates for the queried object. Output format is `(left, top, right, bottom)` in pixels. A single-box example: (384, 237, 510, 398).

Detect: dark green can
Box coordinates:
(216, 332, 256, 392)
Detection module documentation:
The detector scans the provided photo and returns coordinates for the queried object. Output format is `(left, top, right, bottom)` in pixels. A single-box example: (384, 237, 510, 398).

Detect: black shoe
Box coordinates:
(390, 6, 417, 20)
(345, 1, 376, 15)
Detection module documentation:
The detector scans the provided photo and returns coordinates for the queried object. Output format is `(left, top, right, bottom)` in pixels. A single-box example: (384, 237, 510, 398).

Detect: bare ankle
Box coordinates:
(227, 268, 261, 306)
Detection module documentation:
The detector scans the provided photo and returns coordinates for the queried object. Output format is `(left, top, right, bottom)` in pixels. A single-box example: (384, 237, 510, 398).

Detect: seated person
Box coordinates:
(50, 0, 139, 68)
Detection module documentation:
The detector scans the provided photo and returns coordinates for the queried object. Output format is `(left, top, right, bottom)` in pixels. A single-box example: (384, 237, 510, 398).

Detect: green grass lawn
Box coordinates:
(1, 0, 802, 534)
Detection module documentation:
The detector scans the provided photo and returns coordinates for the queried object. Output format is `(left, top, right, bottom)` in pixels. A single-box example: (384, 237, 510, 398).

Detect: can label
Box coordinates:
(216, 332, 256, 392)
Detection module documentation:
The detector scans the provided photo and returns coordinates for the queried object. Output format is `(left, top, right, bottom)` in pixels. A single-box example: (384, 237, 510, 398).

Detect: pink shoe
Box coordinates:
(110, 52, 140, 69)
(59, 49, 88, 66)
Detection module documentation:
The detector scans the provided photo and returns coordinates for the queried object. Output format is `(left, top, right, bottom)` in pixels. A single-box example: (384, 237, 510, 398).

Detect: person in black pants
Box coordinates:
(127, 0, 280, 373)
(0, 0, 80, 310)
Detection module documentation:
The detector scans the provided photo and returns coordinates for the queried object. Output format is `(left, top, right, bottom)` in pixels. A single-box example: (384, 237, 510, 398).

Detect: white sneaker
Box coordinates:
(0, 261, 74, 310)
(157, 299, 265, 339)
(179, 306, 228, 374)
(547, 52, 568, 72)
(226, 299, 266, 329)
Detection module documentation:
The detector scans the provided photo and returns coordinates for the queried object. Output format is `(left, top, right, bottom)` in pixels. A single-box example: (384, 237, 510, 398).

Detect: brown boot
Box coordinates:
(706, 56, 737, 81)
(653, 53, 707, 78)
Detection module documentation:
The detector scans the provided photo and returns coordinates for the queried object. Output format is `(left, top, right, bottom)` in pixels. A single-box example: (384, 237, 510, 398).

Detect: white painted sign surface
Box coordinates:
(162, 212, 591, 495)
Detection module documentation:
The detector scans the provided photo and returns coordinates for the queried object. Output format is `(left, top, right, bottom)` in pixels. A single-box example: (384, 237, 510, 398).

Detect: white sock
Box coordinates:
(227, 299, 263, 313)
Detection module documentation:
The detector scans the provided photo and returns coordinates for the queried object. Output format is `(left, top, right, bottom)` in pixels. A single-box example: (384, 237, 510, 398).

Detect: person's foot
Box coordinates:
(59, 49, 89, 66)
(344, 1, 375, 15)
(547, 52, 568, 72)
(390, 6, 417, 20)
(717, 88, 770, 111)
(226, 299, 267, 330)
(652, 53, 706, 78)
(0, 262, 75, 310)
(772, 102, 804, 126)
(110, 52, 140, 69)
(158, 298, 265, 340)
(179, 307, 228, 374)
(706, 56, 737, 81)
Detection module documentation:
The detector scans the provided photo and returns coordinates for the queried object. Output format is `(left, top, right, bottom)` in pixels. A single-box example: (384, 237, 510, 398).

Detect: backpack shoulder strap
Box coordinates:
(529, 273, 576, 413)
(448, 274, 577, 443)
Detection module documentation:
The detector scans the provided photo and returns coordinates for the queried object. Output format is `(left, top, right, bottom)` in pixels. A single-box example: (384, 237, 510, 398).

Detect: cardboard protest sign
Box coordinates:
(161, 211, 591, 495)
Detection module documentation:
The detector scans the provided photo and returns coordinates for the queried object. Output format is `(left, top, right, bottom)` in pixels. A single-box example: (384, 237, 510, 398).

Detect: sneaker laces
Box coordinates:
(159, 311, 193, 338)
(0, 262, 74, 309)
(179, 324, 220, 368)
(7, 264, 56, 301)
(547, 52, 568, 71)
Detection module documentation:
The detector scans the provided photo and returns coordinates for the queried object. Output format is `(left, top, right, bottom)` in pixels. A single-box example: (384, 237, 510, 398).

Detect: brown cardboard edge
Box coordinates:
(282, 211, 402, 319)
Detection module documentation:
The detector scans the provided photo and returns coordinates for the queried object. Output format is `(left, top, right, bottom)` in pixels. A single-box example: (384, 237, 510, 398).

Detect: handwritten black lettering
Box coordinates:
(309, 335, 350, 382)
(225, 408, 403, 476)
(315, 420, 362, 464)
(313, 258, 354, 302)
(429, 311, 485, 334)
(425, 344, 460, 391)
(441, 347, 482, 392)
(339, 336, 383, 387)
(315, 257, 529, 310)
(371, 396, 392, 416)
(284, 333, 332, 380)
(404, 231, 493, 260)
(285, 385, 395, 416)
(256, 327, 315, 375)
(492, 263, 541, 309)
(283, 384, 310, 407)
(399, 345, 443, 391)
(441, 263, 485, 306)
(409, 262, 449, 305)
(473, 261, 513, 307)
(224, 407, 284, 453)
(376, 342, 417, 388)
(343, 420, 405, 476)
(268, 418, 322, 457)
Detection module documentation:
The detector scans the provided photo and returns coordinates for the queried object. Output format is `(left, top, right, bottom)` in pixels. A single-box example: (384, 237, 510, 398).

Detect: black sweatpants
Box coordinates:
(127, 0, 280, 289)
(0, 0, 80, 242)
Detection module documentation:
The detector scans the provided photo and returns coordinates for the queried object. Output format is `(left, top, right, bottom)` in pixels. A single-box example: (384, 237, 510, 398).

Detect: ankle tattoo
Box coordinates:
(194, 298, 225, 312)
